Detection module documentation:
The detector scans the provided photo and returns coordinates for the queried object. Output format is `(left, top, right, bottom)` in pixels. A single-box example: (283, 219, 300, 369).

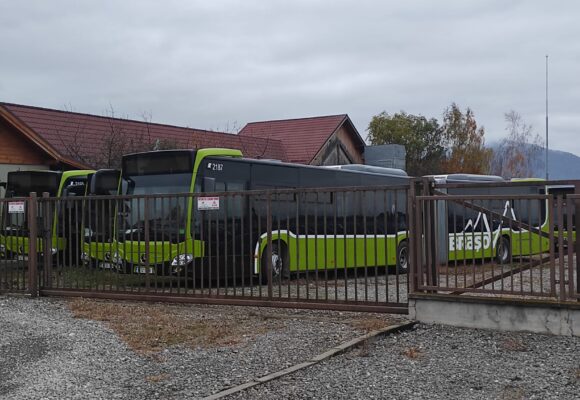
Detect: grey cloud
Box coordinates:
(0, 0, 578, 154)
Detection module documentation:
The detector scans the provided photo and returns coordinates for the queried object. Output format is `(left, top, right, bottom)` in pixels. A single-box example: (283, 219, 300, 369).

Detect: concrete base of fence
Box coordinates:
(409, 294, 580, 337)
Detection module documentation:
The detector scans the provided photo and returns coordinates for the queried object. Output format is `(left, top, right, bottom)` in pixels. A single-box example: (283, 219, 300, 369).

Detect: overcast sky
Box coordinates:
(1, 1, 578, 154)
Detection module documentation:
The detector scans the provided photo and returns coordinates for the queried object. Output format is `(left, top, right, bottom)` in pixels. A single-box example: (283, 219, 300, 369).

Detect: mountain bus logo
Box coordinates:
(449, 200, 516, 252)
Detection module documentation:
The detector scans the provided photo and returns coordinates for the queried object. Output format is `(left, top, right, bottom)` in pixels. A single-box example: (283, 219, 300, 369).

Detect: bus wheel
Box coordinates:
(496, 236, 511, 264)
(261, 243, 288, 284)
(396, 241, 409, 274)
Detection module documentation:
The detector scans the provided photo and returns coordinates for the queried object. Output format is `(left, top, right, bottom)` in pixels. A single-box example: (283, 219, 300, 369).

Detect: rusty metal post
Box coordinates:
(407, 179, 417, 293)
(547, 196, 556, 298)
(42, 192, 52, 290)
(144, 197, 150, 291)
(556, 196, 566, 301)
(422, 177, 437, 290)
(575, 183, 580, 300)
(27, 192, 38, 297)
(266, 191, 273, 299)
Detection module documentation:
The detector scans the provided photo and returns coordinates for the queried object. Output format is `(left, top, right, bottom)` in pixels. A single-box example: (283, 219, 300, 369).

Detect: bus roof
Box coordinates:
(323, 164, 408, 177)
(511, 178, 545, 182)
(430, 174, 505, 184)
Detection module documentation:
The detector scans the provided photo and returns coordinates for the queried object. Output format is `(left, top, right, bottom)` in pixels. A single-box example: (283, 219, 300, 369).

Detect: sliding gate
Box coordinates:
(410, 180, 580, 302)
(2, 187, 410, 313)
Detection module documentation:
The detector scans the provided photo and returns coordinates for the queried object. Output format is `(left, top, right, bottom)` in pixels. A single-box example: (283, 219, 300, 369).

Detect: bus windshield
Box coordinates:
(119, 151, 194, 243)
(120, 173, 192, 243)
(2, 171, 61, 230)
(5, 171, 61, 197)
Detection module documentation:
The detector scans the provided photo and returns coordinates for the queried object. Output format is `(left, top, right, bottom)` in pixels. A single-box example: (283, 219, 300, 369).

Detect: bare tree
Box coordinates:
(491, 111, 544, 179)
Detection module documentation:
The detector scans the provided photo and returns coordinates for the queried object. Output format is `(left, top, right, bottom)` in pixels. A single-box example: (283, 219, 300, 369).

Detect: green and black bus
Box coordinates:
(80, 169, 121, 268)
(432, 174, 552, 265)
(0, 169, 94, 261)
(110, 148, 410, 280)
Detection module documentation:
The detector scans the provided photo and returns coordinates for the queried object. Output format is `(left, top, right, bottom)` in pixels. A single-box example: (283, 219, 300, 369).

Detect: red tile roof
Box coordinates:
(0, 102, 287, 168)
(238, 114, 362, 164)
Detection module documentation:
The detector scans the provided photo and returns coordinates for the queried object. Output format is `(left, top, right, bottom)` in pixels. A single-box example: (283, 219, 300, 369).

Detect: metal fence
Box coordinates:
(0, 196, 33, 293)
(3, 180, 579, 311)
(410, 182, 579, 303)
(1, 186, 410, 313)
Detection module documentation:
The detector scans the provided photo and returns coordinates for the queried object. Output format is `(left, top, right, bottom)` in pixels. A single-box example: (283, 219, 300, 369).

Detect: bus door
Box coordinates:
(196, 159, 251, 278)
(59, 176, 88, 261)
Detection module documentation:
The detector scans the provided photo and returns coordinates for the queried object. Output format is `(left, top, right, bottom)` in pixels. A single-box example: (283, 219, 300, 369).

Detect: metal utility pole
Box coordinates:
(545, 55, 549, 181)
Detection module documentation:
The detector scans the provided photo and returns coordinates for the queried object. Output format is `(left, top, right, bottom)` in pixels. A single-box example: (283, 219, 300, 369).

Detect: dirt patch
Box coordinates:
(500, 338, 528, 352)
(348, 316, 392, 332)
(68, 298, 277, 353)
(401, 346, 423, 359)
(145, 373, 170, 383)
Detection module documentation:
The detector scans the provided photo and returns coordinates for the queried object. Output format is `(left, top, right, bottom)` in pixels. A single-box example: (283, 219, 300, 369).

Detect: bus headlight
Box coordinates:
(51, 247, 58, 255)
(171, 254, 193, 266)
(0, 244, 5, 256)
(80, 252, 90, 264)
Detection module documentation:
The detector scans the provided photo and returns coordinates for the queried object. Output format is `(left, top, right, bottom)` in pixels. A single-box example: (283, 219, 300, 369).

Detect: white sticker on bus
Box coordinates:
(197, 196, 219, 210)
(448, 200, 518, 251)
(449, 234, 492, 252)
(8, 201, 25, 213)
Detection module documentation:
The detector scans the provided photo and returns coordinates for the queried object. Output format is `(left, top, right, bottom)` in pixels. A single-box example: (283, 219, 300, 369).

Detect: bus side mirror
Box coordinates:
(90, 169, 121, 195)
(203, 177, 216, 192)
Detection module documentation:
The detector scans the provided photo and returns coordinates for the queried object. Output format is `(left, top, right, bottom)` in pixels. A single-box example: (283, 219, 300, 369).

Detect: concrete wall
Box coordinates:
(409, 294, 580, 337)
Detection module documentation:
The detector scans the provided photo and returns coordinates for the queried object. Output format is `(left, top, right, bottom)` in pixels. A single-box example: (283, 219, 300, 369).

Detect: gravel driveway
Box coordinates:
(0, 295, 400, 400)
(233, 324, 580, 400)
(1, 295, 579, 400)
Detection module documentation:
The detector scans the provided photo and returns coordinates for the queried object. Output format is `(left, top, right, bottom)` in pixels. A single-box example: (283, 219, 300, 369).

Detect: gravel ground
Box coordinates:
(2, 296, 579, 400)
(0, 295, 400, 400)
(233, 324, 580, 400)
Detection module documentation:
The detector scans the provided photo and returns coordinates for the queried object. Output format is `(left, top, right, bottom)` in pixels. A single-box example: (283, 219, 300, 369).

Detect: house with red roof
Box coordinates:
(0, 102, 287, 191)
(0, 102, 367, 195)
(238, 114, 365, 166)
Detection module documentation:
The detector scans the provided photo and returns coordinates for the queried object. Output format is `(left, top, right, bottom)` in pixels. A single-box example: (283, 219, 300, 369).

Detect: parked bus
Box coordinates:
(432, 174, 552, 265)
(0, 169, 94, 261)
(107, 148, 410, 281)
(512, 178, 577, 245)
(80, 169, 121, 268)
(546, 183, 577, 245)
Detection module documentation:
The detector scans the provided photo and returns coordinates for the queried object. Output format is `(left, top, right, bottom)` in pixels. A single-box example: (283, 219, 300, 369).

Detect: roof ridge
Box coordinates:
(0, 101, 247, 139)
(243, 114, 347, 126)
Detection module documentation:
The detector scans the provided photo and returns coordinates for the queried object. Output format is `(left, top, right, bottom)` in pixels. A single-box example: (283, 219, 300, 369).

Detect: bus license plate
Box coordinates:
(134, 266, 154, 274)
(17, 255, 28, 261)
(99, 262, 113, 270)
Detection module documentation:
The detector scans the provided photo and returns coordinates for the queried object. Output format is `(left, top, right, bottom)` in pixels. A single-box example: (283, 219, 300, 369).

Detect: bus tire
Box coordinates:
(496, 236, 511, 264)
(396, 240, 409, 274)
(261, 242, 289, 284)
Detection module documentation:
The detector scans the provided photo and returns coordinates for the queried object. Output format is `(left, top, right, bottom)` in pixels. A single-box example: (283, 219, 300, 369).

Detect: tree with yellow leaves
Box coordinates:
(440, 103, 493, 174)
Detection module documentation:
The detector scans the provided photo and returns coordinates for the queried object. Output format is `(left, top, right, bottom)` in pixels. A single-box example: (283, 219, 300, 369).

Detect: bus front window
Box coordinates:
(120, 173, 192, 243)
(2, 171, 60, 230)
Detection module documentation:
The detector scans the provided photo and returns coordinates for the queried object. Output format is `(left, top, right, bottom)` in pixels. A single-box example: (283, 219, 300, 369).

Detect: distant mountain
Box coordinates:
(539, 148, 580, 180)
(489, 142, 580, 181)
